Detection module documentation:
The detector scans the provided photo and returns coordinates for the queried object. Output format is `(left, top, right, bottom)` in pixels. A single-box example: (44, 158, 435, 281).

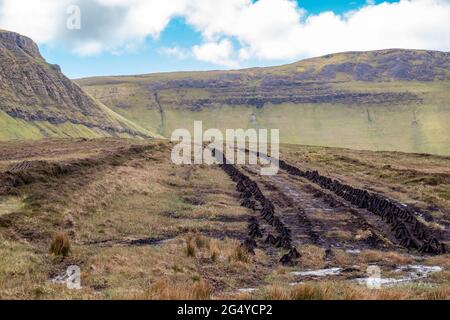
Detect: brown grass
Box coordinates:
(208, 240, 220, 262)
(49, 232, 71, 257)
(229, 245, 250, 264)
(424, 286, 449, 300)
(327, 230, 353, 241)
(186, 237, 197, 258)
(359, 250, 413, 265)
(256, 282, 449, 300)
(298, 245, 326, 268)
(290, 283, 333, 300)
(332, 249, 355, 266)
(142, 279, 211, 300)
(263, 285, 289, 300)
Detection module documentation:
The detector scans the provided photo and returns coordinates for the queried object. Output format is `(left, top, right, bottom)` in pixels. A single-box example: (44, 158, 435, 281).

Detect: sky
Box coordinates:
(0, 0, 449, 79)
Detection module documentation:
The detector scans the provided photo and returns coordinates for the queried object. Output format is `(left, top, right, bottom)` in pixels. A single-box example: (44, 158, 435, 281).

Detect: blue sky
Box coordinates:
(1, 0, 448, 79)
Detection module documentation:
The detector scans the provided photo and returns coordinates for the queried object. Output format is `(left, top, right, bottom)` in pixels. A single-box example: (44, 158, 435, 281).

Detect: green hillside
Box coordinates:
(0, 30, 159, 141)
(77, 49, 450, 155)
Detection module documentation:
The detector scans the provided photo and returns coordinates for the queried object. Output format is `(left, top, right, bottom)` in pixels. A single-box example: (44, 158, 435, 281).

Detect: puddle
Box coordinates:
(51, 265, 82, 289)
(129, 237, 167, 246)
(395, 265, 442, 277)
(82, 236, 175, 247)
(291, 267, 343, 277)
(355, 265, 442, 287)
(345, 249, 361, 254)
(238, 288, 257, 293)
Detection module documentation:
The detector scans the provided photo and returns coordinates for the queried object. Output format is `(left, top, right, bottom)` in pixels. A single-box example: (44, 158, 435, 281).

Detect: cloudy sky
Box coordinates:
(1, 0, 449, 78)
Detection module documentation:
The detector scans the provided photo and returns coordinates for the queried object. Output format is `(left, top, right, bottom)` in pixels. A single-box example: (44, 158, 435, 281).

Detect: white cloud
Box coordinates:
(118, 0, 185, 40)
(183, 0, 450, 62)
(158, 46, 191, 60)
(0, 0, 70, 43)
(192, 39, 238, 67)
(73, 40, 103, 56)
(0, 0, 449, 67)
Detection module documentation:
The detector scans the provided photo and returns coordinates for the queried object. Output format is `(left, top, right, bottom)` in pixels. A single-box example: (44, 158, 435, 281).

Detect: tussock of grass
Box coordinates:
(257, 282, 450, 300)
(185, 237, 196, 258)
(141, 279, 211, 300)
(290, 283, 333, 300)
(424, 286, 448, 300)
(229, 245, 250, 264)
(185, 234, 223, 262)
(298, 245, 326, 268)
(49, 232, 71, 257)
(208, 240, 220, 262)
(263, 286, 289, 300)
(194, 234, 208, 249)
(359, 250, 413, 265)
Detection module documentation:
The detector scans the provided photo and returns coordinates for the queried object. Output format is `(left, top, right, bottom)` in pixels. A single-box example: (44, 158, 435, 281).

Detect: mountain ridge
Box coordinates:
(77, 48, 450, 155)
(76, 48, 450, 82)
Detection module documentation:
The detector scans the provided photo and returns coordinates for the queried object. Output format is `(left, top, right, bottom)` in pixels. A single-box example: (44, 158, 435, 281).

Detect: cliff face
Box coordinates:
(0, 30, 153, 140)
(0, 31, 42, 59)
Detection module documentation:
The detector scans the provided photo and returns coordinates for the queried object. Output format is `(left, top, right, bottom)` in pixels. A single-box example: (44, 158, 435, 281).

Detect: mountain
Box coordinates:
(77, 49, 450, 155)
(0, 30, 157, 140)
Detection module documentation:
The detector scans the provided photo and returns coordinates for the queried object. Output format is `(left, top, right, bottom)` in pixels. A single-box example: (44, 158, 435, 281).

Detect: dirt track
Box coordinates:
(216, 149, 447, 268)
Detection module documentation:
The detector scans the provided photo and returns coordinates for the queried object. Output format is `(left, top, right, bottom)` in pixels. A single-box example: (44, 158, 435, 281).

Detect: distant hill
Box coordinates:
(0, 30, 157, 140)
(78, 49, 450, 155)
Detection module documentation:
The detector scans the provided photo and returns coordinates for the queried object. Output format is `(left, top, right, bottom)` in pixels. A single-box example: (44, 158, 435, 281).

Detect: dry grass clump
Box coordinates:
(359, 250, 413, 265)
(144, 279, 211, 300)
(423, 286, 448, 300)
(229, 245, 250, 264)
(208, 240, 220, 262)
(332, 249, 355, 266)
(185, 234, 220, 261)
(298, 245, 326, 268)
(260, 283, 335, 300)
(424, 254, 450, 268)
(290, 282, 335, 300)
(263, 285, 290, 300)
(186, 237, 197, 258)
(191, 280, 211, 299)
(355, 229, 373, 241)
(194, 234, 208, 249)
(327, 230, 353, 241)
(49, 232, 71, 257)
(257, 282, 450, 301)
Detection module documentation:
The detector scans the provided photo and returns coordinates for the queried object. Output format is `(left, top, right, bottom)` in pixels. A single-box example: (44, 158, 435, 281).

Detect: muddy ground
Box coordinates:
(0, 139, 448, 300)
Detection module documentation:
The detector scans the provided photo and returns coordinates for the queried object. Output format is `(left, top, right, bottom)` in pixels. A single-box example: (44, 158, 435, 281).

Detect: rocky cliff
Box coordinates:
(0, 30, 154, 140)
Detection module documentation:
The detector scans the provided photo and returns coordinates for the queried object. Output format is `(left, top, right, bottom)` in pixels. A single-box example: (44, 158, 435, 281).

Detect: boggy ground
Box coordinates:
(0, 139, 448, 300)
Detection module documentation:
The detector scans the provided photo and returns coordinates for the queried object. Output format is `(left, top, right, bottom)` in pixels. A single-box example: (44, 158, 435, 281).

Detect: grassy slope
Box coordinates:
(77, 51, 450, 155)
